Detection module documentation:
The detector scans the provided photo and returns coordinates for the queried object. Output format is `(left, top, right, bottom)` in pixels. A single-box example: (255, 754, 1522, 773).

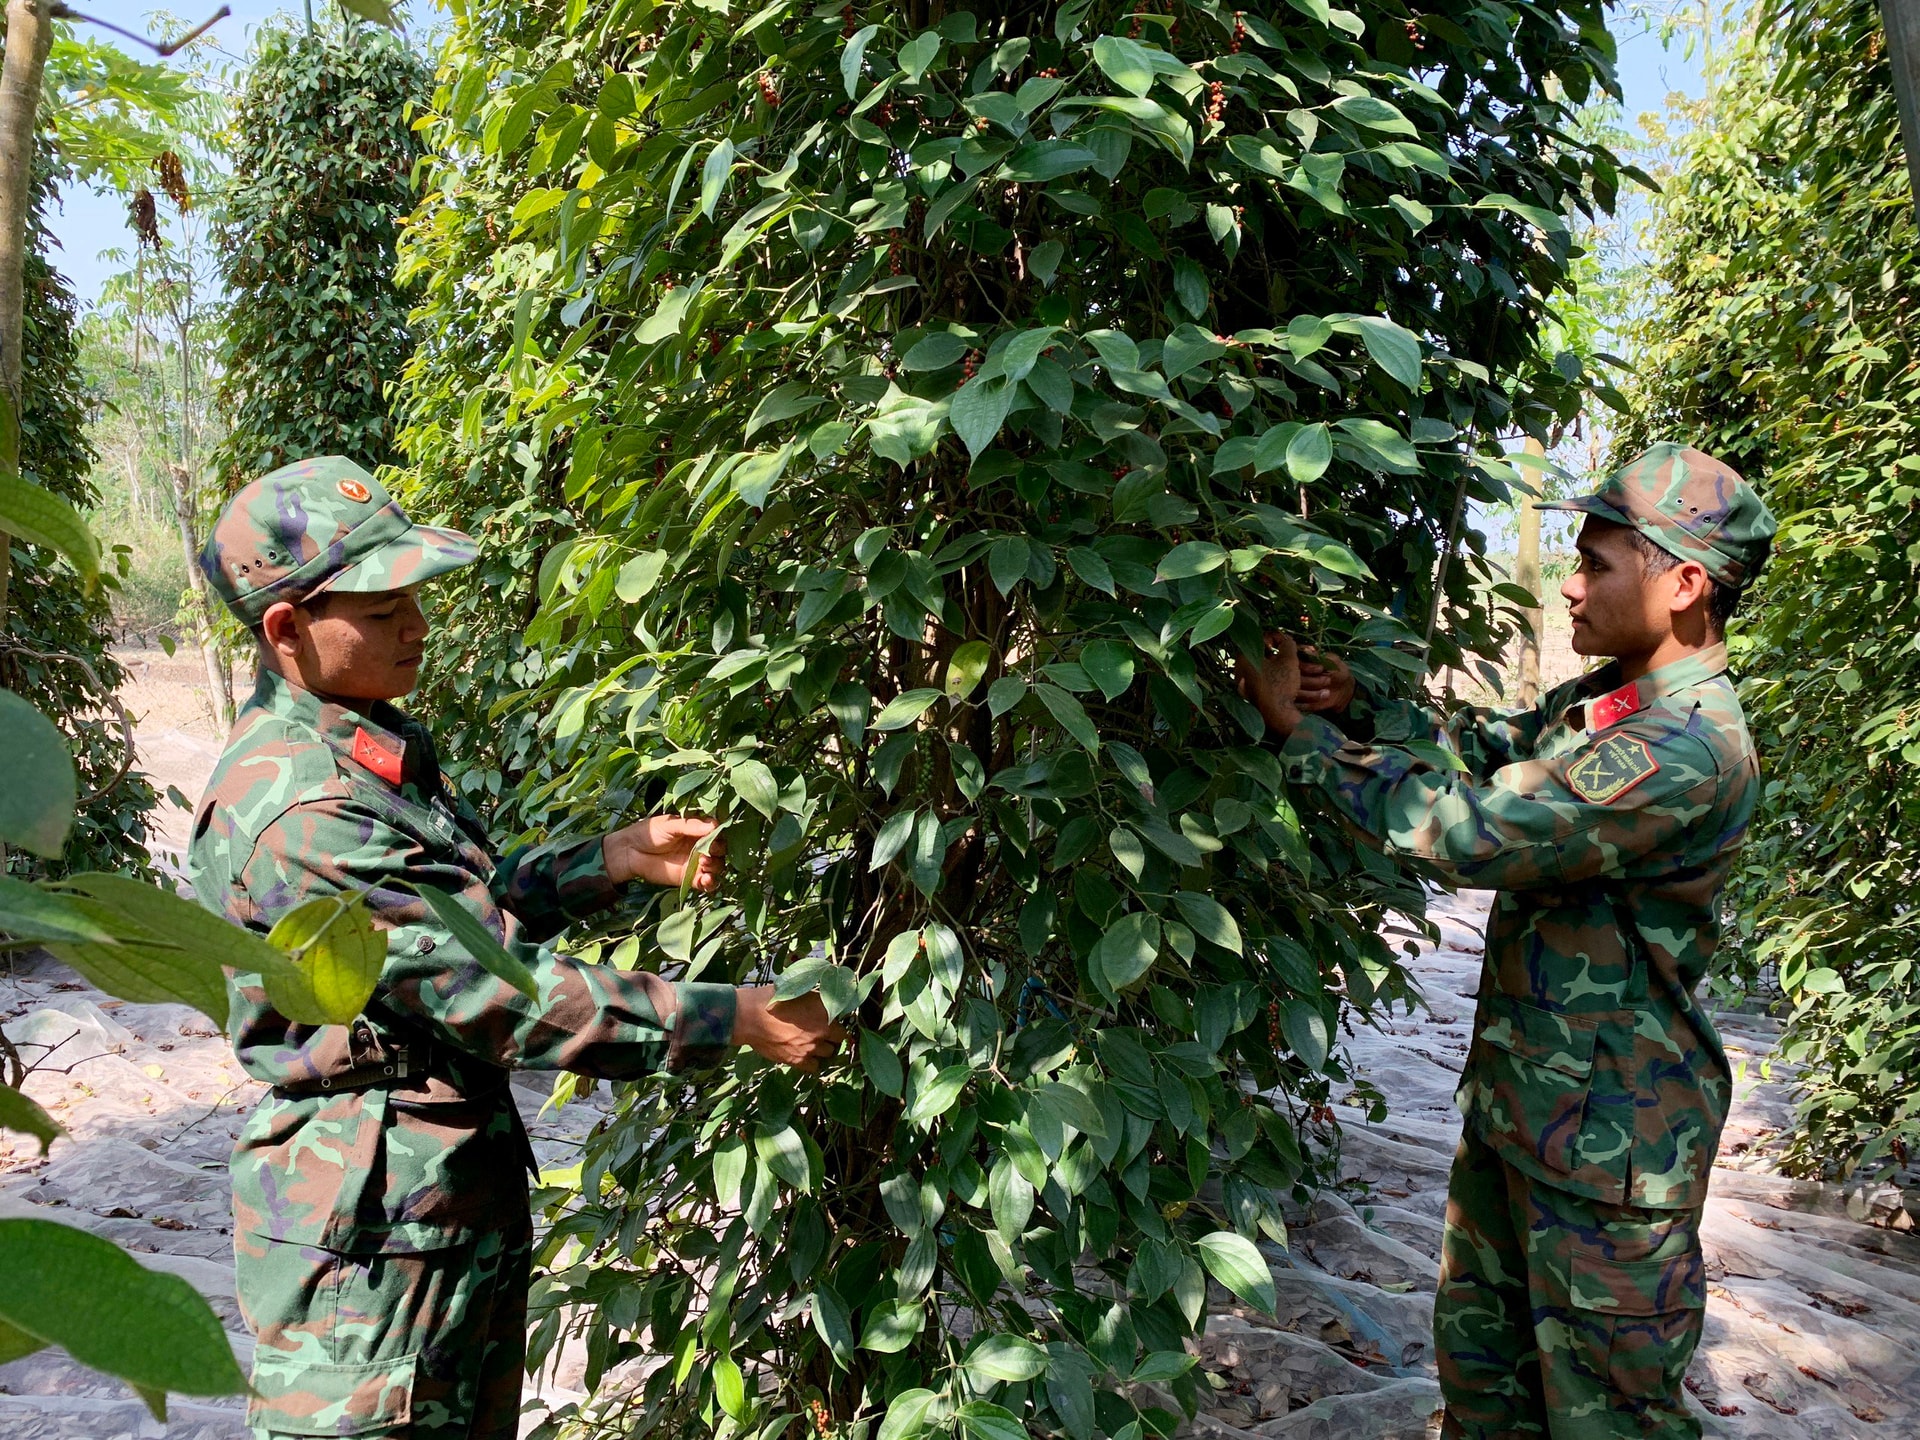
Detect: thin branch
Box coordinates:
(48, 3, 230, 57)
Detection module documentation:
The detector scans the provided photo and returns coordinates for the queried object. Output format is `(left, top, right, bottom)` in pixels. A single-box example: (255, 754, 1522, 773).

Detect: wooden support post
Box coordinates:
(0, 0, 55, 629)
(1516, 436, 1546, 707)
(1883, 0, 1920, 211)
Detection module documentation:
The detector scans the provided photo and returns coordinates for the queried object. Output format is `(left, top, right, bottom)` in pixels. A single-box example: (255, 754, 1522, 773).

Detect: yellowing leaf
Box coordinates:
(945, 641, 992, 698)
(264, 893, 387, 1024)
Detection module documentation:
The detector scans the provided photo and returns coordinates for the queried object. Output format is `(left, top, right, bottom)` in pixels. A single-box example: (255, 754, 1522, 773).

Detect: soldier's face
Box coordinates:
(1563, 520, 1666, 659)
(264, 587, 431, 701)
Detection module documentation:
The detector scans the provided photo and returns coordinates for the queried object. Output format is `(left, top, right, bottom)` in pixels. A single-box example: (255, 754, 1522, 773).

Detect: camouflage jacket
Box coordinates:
(188, 668, 736, 1254)
(1284, 643, 1756, 1210)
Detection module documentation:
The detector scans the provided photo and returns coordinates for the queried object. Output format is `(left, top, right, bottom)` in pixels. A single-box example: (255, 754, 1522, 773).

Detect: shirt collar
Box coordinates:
(1572, 642, 1728, 733)
(247, 667, 423, 788)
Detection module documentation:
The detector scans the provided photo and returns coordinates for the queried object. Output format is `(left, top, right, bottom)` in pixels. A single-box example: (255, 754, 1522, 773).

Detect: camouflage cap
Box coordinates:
(201, 456, 477, 625)
(1538, 442, 1776, 590)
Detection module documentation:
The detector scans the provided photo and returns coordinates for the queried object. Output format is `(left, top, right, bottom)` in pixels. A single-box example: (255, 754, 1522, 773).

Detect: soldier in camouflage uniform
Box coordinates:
(1239, 443, 1777, 1438)
(188, 456, 844, 1439)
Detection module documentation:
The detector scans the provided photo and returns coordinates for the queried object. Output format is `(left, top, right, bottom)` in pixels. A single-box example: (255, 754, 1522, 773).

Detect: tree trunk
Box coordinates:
(0, 0, 56, 631)
(170, 464, 233, 729)
(1516, 436, 1545, 706)
(124, 447, 144, 516)
(1882, 0, 1920, 214)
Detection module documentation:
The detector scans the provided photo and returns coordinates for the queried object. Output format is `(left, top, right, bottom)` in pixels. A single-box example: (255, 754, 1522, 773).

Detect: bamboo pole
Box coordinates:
(1882, 0, 1920, 213)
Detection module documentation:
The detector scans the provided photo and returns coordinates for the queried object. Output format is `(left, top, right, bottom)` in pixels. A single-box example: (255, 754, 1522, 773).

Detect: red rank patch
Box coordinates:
(1589, 681, 1641, 731)
(351, 726, 403, 784)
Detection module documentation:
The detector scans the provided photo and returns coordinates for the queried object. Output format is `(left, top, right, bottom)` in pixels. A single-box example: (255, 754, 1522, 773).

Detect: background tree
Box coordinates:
(213, 20, 427, 488)
(1619, 0, 1920, 1182)
(400, 2, 1626, 1435)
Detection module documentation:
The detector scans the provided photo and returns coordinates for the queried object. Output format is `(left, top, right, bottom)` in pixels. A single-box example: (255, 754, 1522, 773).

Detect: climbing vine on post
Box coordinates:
(213, 22, 427, 488)
(401, 1, 1622, 1434)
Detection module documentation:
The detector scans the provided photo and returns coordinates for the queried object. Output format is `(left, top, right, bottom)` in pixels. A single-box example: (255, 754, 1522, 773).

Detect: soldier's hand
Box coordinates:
(1236, 630, 1305, 737)
(1298, 646, 1356, 714)
(733, 986, 848, 1073)
(603, 815, 727, 892)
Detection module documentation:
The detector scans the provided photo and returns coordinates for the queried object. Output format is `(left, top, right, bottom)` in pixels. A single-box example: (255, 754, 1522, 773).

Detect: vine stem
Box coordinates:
(48, 3, 230, 57)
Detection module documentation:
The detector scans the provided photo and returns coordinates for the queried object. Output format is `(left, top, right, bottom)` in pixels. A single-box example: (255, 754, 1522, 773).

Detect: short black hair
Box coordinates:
(1625, 530, 1741, 633)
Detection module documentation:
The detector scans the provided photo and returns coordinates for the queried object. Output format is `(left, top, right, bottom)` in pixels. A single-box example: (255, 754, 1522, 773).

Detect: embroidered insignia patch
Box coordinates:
(351, 726, 403, 785)
(337, 478, 371, 502)
(1566, 734, 1658, 804)
(1589, 681, 1642, 731)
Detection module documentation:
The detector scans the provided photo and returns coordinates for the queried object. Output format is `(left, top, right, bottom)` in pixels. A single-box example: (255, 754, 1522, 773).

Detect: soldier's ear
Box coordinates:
(259, 601, 304, 660)
(1665, 559, 1713, 618)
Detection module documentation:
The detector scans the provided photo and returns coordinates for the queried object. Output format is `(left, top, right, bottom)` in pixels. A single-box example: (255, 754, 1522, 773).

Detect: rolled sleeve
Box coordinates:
(667, 981, 737, 1071)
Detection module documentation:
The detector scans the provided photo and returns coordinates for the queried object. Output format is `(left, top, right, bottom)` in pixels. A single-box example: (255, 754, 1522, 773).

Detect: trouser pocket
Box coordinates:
(1568, 1249, 1706, 1427)
(237, 1226, 532, 1440)
(249, 1351, 417, 1437)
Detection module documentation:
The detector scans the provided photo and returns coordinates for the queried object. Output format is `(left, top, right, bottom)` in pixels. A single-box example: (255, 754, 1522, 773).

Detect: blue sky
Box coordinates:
(43, 4, 1710, 309)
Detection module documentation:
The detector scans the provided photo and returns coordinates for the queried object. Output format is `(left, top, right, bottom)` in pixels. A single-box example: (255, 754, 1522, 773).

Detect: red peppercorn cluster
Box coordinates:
(757, 72, 780, 107)
(888, 229, 903, 275)
(1231, 12, 1246, 54)
(1205, 79, 1227, 124)
(960, 350, 981, 385)
(1267, 1000, 1282, 1048)
(808, 1398, 832, 1439)
(841, 4, 855, 39)
(877, 100, 895, 124)
(1039, 66, 1060, 78)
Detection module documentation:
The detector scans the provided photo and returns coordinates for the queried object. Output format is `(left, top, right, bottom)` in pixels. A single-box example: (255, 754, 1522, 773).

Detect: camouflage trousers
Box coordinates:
(1435, 1127, 1706, 1439)
(236, 1220, 533, 1438)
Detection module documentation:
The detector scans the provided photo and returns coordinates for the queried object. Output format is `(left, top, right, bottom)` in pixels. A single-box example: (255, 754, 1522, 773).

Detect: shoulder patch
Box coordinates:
(1566, 733, 1659, 804)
